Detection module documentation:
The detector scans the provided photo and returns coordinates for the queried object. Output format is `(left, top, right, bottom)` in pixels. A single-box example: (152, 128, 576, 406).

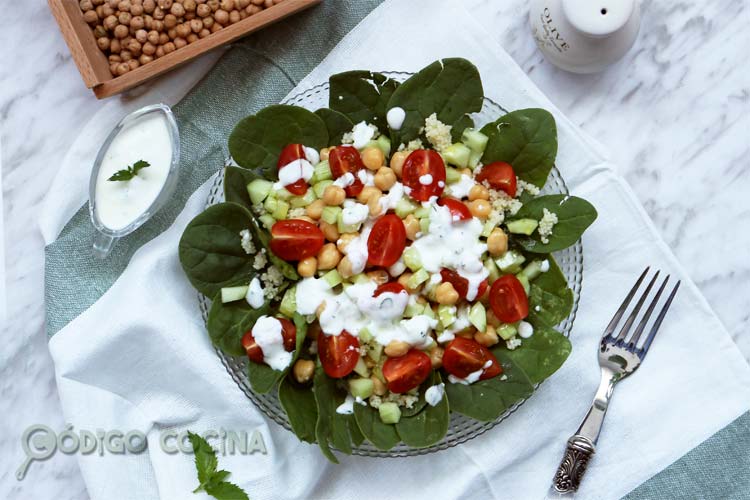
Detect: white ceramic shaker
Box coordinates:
(529, 0, 641, 73)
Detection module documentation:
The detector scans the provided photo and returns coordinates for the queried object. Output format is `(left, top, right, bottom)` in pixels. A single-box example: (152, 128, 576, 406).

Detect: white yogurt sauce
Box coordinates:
(448, 360, 492, 385)
(333, 172, 355, 188)
(386, 107, 406, 130)
(252, 316, 293, 370)
(411, 202, 489, 300)
(425, 383, 445, 406)
(245, 277, 265, 309)
(419, 174, 433, 185)
(278, 158, 314, 186)
(447, 174, 476, 199)
(351, 121, 377, 149)
(95, 113, 173, 230)
(379, 182, 405, 212)
(336, 394, 355, 415)
(342, 200, 369, 226)
(518, 320, 535, 339)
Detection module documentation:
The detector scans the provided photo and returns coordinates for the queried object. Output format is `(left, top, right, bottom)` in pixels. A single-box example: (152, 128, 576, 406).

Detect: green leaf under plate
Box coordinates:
(315, 108, 355, 146)
(395, 373, 449, 448)
(509, 195, 597, 253)
(526, 255, 574, 328)
(353, 402, 401, 451)
(246, 314, 307, 394)
(329, 70, 398, 129)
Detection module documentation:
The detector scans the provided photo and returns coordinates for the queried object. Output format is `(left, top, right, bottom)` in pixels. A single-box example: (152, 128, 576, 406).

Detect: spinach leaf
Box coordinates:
(395, 373, 449, 448)
(313, 365, 354, 463)
(509, 195, 597, 253)
(480, 108, 558, 188)
(500, 327, 571, 385)
(315, 108, 355, 146)
(224, 166, 261, 211)
(399, 371, 439, 417)
(386, 58, 483, 146)
(248, 217, 299, 281)
(329, 71, 398, 129)
(228, 105, 328, 179)
(527, 255, 574, 328)
(348, 417, 365, 447)
(247, 314, 307, 394)
(178, 202, 257, 297)
(353, 403, 400, 451)
(206, 294, 270, 357)
(279, 376, 318, 444)
(444, 350, 534, 422)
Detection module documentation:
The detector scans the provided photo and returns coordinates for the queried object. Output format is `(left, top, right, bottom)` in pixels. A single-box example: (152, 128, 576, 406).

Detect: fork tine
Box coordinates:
(640, 280, 681, 356)
(628, 275, 669, 347)
(603, 267, 650, 338)
(615, 270, 660, 341)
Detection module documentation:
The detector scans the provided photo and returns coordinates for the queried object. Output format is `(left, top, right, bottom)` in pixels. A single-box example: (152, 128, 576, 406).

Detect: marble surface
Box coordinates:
(1, 0, 748, 498)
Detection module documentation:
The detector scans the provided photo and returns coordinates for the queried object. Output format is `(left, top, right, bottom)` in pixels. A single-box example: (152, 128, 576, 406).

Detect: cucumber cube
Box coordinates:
(469, 302, 487, 332)
(353, 358, 370, 378)
(445, 167, 462, 184)
(349, 378, 374, 399)
(376, 135, 392, 157)
(395, 198, 418, 218)
(419, 217, 430, 234)
(443, 143, 471, 168)
(322, 269, 342, 288)
(311, 160, 332, 183)
(290, 189, 316, 208)
(359, 327, 373, 343)
(279, 287, 297, 318)
(517, 274, 530, 295)
(506, 218, 539, 235)
(461, 128, 489, 154)
(258, 214, 275, 230)
(518, 260, 544, 282)
(406, 269, 429, 290)
(313, 180, 333, 199)
(413, 206, 431, 219)
(367, 343, 384, 363)
(263, 194, 278, 214)
(274, 187, 294, 201)
(422, 304, 436, 319)
(496, 323, 518, 340)
(352, 273, 371, 284)
(496, 250, 526, 273)
(337, 210, 361, 233)
(468, 150, 483, 170)
(247, 179, 273, 205)
(403, 247, 422, 271)
(321, 205, 342, 225)
(403, 301, 425, 318)
(378, 402, 401, 424)
(438, 305, 457, 327)
(481, 219, 496, 238)
(221, 285, 249, 303)
(273, 199, 290, 220)
(484, 257, 501, 283)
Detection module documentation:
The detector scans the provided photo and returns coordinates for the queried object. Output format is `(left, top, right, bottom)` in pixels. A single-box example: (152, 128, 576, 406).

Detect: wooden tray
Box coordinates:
(49, 0, 321, 99)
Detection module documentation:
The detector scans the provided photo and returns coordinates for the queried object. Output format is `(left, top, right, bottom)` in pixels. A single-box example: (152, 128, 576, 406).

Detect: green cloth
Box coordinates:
(43, 0, 749, 497)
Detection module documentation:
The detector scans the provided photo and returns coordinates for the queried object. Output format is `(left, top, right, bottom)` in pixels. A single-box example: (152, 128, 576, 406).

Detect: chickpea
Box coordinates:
(83, 9, 99, 23)
(190, 18, 203, 32)
(210, 22, 222, 33)
(292, 359, 314, 383)
(127, 59, 140, 70)
(486, 309, 501, 328)
(108, 53, 122, 62)
(468, 184, 490, 201)
(366, 270, 389, 285)
(428, 345, 444, 369)
(110, 38, 121, 53)
(203, 16, 214, 28)
(196, 3, 211, 16)
(127, 39, 142, 54)
(384, 340, 410, 358)
(336, 233, 356, 254)
(139, 54, 154, 64)
(319, 220, 339, 242)
(94, 24, 108, 38)
(114, 24, 129, 38)
(487, 228, 508, 257)
(219, 0, 233, 9)
(475, 325, 499, 347)
(176, 22, 191, 37)
(337, 255, 354, 279)
(389, 150, 409, 177)
(80, 0, 94, 10)
(157, 0, 172, 8)
(183, 0, 197, 11)
(146, 29, 159, 43)
(97, 37, 111, 50)
(460, 168, 472, 176)
(374, 166, 396, 191)
(214, 8, 229, 24)
(246, 4, 261, 14)
(143, 0, 156, 12)
(435, 282, 459, 305)
(118, 11, 132, 24)
(264, 0, 273, 8)
(134, 28, 148, 42)
(456, 329, 474, 339)
(356, 186, 381, 204)
(115, 62, 130, 75)
(207, 0, 220, 11)
(170, 2, 185, 16)
(109, 62, 119, 75)
(130, 3, 144, 15)
(367, 195, 383, 217)
(403, 214, 420, 240)
(118, 0, 131, 11)
(159, 32, 169, 43)
(141, 41, 155, 55)
(167, 28, 177, 39)
(322, 185, 345, 206)
(104, 14, 118, 29)
(130, 15, 145, 29)
(164, 13, 177, 28)
(153, 19, 164, 31)
(155, 45, 165, 57)
(199, 28, 210, 37)
(297, 256, 317, 278)
(360, 146, 384, 171)
(153, 5, 165, 18)
(237, 0, 251, 8)
(163, 41, 176, 53)
(316, 243, 341, 270)
(371, 375, 387, 396)
(120, 49, 132, 61)
(318, 147, 331, 162)
(468, 199, 491, 219)
(174, 37, 187, 49)
(304, 199, 324, 220)
(229, 9, 241, 23)
(251, 0, 264, 5)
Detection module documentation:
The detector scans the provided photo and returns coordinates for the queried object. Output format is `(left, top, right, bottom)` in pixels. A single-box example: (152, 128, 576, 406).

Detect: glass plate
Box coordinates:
(199, 72, 584, 457)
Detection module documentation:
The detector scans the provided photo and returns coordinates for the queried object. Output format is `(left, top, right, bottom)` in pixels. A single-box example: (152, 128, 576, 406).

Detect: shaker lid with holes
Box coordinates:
(562, 0, 636, 37)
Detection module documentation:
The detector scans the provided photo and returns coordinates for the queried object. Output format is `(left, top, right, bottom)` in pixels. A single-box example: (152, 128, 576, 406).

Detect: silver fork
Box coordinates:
(552, 267, 681, 494)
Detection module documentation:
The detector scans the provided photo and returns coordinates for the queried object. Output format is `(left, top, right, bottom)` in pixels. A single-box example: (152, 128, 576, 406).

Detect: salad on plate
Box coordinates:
(179, 58, 597, 461)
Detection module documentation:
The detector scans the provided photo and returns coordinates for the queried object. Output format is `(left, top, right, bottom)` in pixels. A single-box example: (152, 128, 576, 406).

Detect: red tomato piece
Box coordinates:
(270, 219, 324, 261)
(329, 146, 365, 197)
(277, 144, 308, 195)
(442, 337, 502, 380)
(367, 214, 407, 267)
(440, 268, 470, 299)
(373, 282, 407, 298)
(401, 150, 446, 201)
(489, 274, 529, 323)
(382, 349, 432, 393)
(475, 162, 517, 197)
(437, 197, 472, 222)
(241, 318, 297, 365)
(477, 279, 489, 300)
(317, 330, 360, 378)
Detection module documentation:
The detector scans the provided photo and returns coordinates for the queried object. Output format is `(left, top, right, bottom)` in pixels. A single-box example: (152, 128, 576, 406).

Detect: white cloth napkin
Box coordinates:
(46, 1, 750, 499)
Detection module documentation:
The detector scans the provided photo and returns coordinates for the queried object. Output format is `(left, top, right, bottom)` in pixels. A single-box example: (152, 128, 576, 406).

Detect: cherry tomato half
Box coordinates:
(277, 144, 308, 195)
(367, 214, 407, 267)
(402, 150, 446, 202)
(241, 318, 297, 364)
(442, 337, 502, 380)
(437, 197, 472, 222)
(382, 349, 432, 393)
(489, 274, 529, 323)
(329, 146, 364, 197)
(270, 219, 325, 261)
(373, 282, 407, 298)
(440, 268, 470, 299)
(476, 162, 517, 198)
(317, 330, 360, 378)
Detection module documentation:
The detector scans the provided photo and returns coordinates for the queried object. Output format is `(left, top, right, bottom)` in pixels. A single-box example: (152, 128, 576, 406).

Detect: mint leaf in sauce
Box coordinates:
(107, 159, 150, 181)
